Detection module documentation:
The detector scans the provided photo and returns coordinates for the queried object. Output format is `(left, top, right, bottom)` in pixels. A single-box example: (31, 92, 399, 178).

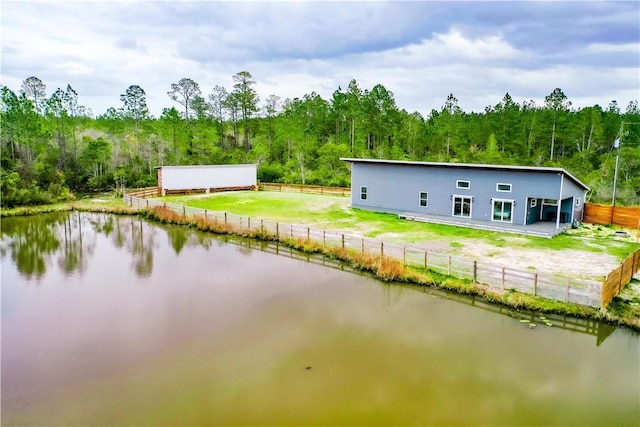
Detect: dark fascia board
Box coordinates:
(340, 158, 590, 192)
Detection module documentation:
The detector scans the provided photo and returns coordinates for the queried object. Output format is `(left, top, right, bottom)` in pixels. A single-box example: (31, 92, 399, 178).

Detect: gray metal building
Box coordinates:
(341, 158, 590, 231)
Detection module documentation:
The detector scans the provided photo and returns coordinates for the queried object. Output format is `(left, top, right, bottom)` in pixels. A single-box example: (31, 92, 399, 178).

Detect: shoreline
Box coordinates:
(2, 201, 639, 333)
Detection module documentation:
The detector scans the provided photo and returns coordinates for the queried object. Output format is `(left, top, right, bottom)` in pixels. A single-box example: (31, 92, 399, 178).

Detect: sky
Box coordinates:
(2, 1, 639, 118)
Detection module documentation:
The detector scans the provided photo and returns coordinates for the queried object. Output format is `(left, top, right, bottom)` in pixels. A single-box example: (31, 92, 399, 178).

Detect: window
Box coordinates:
(496, 183, 512, 192)
(543, 199, 558, 206)
(360, 186, 367, 200)
(456, 180, 470, 189)
(530, 198, 537, 208)
(492, 199, 514, 223)
(419, 192, 428, 207)
(576, 198, 581, 206)
(452, 195, 472, 217)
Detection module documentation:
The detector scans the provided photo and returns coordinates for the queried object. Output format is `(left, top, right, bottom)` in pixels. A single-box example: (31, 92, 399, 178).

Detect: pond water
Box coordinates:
(1, 212, 638, 426)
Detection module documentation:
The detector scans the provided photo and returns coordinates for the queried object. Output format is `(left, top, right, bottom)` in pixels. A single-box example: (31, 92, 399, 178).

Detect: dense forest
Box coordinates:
(2, 72, 639, 208)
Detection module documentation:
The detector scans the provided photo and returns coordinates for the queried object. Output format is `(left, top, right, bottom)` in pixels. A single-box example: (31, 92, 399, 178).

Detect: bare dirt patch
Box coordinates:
(454, 241, 618, 279)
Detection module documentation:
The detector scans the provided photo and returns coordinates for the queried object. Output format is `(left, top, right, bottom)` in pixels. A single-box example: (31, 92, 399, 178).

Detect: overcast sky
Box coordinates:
(2, 1, 639, 118)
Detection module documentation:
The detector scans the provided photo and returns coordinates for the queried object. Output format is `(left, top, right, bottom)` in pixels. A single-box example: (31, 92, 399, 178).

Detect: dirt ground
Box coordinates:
(371, 232, 622, 280)
(449, 241, 619, 280)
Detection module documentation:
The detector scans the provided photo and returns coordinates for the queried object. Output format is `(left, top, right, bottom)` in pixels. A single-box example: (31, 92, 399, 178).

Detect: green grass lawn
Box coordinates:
(160, 191, 639, 262)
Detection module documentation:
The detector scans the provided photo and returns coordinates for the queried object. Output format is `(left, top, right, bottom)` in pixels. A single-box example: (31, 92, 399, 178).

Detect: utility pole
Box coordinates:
(612, 122, 640, 207)
(611, 136, 620, 206)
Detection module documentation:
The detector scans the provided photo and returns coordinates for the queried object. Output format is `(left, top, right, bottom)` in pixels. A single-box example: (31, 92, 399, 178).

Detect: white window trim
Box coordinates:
(543, 199, 558, 206)
(451, 195, 473, 218)
(456, 180, 471, 189)
(575, 197, 581, 206)
(419, 191, 428, 207)
(496, 182, 512, 192)
(360, 186, 367, 200)
(491, 198, 515, 223)
(530, 198, 537, 208)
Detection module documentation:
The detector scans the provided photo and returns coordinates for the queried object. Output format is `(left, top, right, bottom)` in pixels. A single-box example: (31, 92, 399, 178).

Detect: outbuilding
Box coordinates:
(341, 158, 590, 235)
(157, 164, 257, 196)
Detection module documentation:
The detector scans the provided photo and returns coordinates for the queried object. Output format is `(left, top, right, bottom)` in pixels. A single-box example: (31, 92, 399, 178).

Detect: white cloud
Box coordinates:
(1, 1, 637, 118)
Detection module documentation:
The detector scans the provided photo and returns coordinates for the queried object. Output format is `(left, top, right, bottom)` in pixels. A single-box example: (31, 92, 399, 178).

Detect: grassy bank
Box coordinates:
(0, 194, 138, 217)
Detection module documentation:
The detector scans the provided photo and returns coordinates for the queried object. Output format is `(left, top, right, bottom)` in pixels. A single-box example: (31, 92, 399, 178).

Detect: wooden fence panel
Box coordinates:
(602, 248, 640, 308)
(584, 203, 640, 228)
(613, 206, 640, 229)
(601, 267, 622, 308)
(259, 183, 350, 197)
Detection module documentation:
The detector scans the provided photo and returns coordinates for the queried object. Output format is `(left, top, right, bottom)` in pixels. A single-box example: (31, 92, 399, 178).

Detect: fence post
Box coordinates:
(448, 256, 452, 276)
(361, 238, 364, 253)
(224, 212, 227, 225)
(342, 234, 345, 249)
(183, 206, 186, 217)
(307, 227, 310, 241)
(502, 268, 506, 289)
(533, 272, 538, 296)
(323, 230, 326, 246)
(380, 242, 384, 258)
(473, 261, 477, 282)
(424, 251, 428, 270)
(146, 199, 149, 208)
(276, 222, 279, 238)
(619, 261, 625, 292)
(290, 225, 293, 239)
(261, 219, 264, 235)
(566, 280, 570, 302)
(403, 246, 406, 267)
(204, 209, 207, 220)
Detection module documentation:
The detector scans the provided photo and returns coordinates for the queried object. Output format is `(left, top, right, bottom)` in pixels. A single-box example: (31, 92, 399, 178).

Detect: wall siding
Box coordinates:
(350, 163, 587, 225)
(159, 164, 257, 191)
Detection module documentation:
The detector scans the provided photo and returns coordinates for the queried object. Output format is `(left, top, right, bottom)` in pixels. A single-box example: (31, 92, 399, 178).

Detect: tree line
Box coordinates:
(1, 72, 639, 208)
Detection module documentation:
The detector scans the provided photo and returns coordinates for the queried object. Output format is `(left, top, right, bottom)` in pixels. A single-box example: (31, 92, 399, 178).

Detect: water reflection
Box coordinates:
(0, 211, 625, 347)
(1, 212, 70, 279)
(233, 237, 618, 346)
(1, 212, 638, 426)
(1, 212, 160, 280)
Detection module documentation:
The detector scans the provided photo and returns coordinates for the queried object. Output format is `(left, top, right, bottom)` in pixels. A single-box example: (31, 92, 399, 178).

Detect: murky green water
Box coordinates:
(1, 212, 638, 426)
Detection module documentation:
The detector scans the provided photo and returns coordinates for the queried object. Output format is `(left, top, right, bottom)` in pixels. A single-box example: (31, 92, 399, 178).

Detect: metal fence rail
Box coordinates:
(124, 193, 603, 307)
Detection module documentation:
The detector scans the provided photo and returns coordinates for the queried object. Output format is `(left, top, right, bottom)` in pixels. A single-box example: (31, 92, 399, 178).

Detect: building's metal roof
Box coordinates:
(340, 158, 590, 191)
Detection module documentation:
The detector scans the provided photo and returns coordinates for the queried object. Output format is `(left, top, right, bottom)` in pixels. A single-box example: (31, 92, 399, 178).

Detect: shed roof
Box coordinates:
(340, 158, 590, 191)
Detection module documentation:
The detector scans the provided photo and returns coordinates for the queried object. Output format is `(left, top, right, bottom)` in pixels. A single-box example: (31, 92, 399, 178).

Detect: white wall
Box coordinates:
(160, 164, 257, 191)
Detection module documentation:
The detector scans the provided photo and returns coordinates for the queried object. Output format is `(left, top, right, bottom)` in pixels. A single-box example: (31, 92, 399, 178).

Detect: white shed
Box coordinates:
(157, 164, 257, 195)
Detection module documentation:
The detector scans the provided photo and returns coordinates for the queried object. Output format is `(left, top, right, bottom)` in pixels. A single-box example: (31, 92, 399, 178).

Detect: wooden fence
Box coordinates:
(127, 183, 350, 198)
(584, 203, 640, 229)
(258, 183, 350, 197)
(123, 192, 602, 307)
(126, 186, 159, 198)
(601, 248, 640, 308)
